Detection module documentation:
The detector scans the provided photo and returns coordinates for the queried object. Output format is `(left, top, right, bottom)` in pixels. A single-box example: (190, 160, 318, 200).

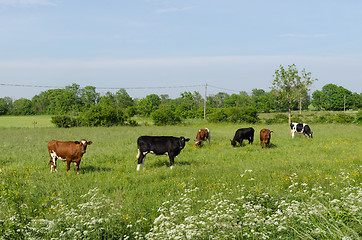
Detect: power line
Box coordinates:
(207, 84, 241, 93)
(0, 83, 61, 88)
(0, 83, 204, 90)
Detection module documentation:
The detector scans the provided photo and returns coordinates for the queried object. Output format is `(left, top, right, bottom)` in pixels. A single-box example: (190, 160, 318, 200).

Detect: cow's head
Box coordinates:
(179, 137, 190, 149)
(230, 139, 237, 147)
(264, 129, 273, 139)
(75, 139, 93, 154)
(194, 140, 201, 146)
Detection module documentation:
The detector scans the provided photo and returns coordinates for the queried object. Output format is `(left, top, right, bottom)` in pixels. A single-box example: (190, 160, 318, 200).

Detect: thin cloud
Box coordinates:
(155, 6, 196, 14)
(281, 33, 329, 38)
(0, 0, 57, 7)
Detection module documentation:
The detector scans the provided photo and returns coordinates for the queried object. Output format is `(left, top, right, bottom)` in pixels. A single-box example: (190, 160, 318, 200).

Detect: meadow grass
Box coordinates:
(0, 119, 361, 239)
(0, 115, 53, 129)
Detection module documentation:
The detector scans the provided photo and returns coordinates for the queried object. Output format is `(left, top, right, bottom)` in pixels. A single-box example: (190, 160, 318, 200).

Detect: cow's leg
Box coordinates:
(169, 155, 175, 169)
(261, 141, 264, 148)
(75, 162, 80, 174)
(239, 139, 243, 147)
(66, 159, 71, 172)
(136, 149, 146, 171)
(49, 157, 57, 172)
(291, 130, 295, 138)
(49, 151, 57, 172)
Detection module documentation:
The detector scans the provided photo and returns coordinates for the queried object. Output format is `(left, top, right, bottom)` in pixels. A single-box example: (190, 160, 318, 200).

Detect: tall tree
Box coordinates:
(137, 94, 161, 116)
(115, 88, 134, 109)
(271, 64, 316, 124)
(312, 84, 354, 111)
(81, 86, 100, 109)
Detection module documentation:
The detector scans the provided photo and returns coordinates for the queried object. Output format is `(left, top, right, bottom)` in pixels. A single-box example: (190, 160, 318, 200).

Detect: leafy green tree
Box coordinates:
(115, 89, 134, 109)
(312, 84, 354, 111)
(82, 103, 125, 127)
(207, 92, 229, 108)
(175, 91, 203, 118)
(251, 89, 275, 112)
(151, 107, 182, 125)
(223, 92, 252, 108)
(81, 86, 99, 109)
(99, 91, 117, 107)
(271, 64, 316, 124)
(0, 97, 11, 115)
(137, 94, 161, 116)
(12, 98, 34, 115)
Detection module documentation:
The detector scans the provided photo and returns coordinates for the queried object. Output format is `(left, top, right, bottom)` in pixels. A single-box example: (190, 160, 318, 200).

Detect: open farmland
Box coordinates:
(0, 119, 361, 239)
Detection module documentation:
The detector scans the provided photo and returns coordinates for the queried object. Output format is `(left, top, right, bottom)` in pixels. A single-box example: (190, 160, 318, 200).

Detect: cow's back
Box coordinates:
(48, 140, 79, 158)
(137, 136, 179, 154)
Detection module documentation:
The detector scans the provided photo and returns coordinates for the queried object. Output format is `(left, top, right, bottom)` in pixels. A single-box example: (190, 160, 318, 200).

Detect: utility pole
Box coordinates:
(204, 82, 207, 120)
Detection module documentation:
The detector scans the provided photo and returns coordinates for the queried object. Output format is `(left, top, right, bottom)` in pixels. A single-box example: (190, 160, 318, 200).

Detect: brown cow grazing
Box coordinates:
(194, 128, 210, 146)
(48, 139, 92, 174)
(260, 129, 273, 148)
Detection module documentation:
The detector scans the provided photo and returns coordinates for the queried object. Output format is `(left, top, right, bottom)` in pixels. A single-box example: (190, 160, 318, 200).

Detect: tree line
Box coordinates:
(0, 83, 360, 117)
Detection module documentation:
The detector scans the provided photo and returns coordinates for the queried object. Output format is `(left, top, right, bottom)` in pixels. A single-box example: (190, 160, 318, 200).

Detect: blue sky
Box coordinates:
(0, 0, 361, 99)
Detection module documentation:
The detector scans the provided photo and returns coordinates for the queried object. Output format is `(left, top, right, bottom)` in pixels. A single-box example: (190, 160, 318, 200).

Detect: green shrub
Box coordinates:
(291, 114, 304, 123)
(265, 113, 288, 124)
(208, 109, 228, 123)
(82, 104, 125, 127)
(208, 107, 259, 124)
(51, 115, 76, 128)
(356, 110, 362, 124)
(125, 106, 136, 118)
(151, 108, 182, 126)
(333, 113, 355, 123)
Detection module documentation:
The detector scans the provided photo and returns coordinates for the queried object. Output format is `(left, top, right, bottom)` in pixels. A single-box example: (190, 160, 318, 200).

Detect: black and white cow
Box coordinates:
(230, 127, 255, 147)
(136, 136, 190, 171)
(290, 122, 313, 138)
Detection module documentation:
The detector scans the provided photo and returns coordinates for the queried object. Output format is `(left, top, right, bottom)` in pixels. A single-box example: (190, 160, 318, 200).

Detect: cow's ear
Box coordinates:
(185, 138, 190, 142)
(74, 141, 80, 144)
(87, 141, 93, 145)
(270, 131, 274, 133)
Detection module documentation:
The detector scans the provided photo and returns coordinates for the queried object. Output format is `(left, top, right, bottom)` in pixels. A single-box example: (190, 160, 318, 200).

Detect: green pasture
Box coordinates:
(0, 118, 361, 239)
(0, 115, 53, 128)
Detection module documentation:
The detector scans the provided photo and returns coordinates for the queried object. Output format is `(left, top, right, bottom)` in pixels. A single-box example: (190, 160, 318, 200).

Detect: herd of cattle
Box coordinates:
(47, 122, 313, 174)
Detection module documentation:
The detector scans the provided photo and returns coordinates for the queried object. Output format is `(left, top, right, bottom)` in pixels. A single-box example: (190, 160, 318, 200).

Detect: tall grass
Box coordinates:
(0, 121, 361, 239)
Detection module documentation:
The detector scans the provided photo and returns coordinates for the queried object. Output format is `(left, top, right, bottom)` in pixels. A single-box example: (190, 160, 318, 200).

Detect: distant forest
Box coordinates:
(0, 83, 360, 118)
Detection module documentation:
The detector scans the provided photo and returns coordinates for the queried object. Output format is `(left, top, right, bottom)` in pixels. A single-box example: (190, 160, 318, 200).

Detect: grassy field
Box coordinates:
(0, 117, 361, 239)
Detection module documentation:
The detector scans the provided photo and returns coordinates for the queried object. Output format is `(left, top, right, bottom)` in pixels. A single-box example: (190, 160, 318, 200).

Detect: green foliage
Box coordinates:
(311, 84, 360, 111)
(51, 115, 77, 128)
(265, 113, 289, 124)
(137, 94, 161, 116)
(82, 104, 125, 127)
(356, 110, 362, 124)
(207, 108, 228, 122)
(271, 64, 317, 122)
(0, 98, 10, 115)
(151, 108, 182, 126)
(12, 98, 34, 115)
(333, 113, 355, 123)
(125, 106, 136, 118)
(208, 107, 259, 123)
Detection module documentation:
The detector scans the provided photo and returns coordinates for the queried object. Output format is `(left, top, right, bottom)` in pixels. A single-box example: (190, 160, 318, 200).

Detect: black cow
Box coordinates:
(230, 127, 255, 147)
(290, 122, 313, 138)
(136, 136, 190, 171)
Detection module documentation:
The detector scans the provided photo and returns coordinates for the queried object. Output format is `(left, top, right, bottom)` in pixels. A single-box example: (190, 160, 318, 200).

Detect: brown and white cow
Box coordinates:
(260, 129, 273, 148)
(48, 139, 92, 174)
(194, 128, 210, 146)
